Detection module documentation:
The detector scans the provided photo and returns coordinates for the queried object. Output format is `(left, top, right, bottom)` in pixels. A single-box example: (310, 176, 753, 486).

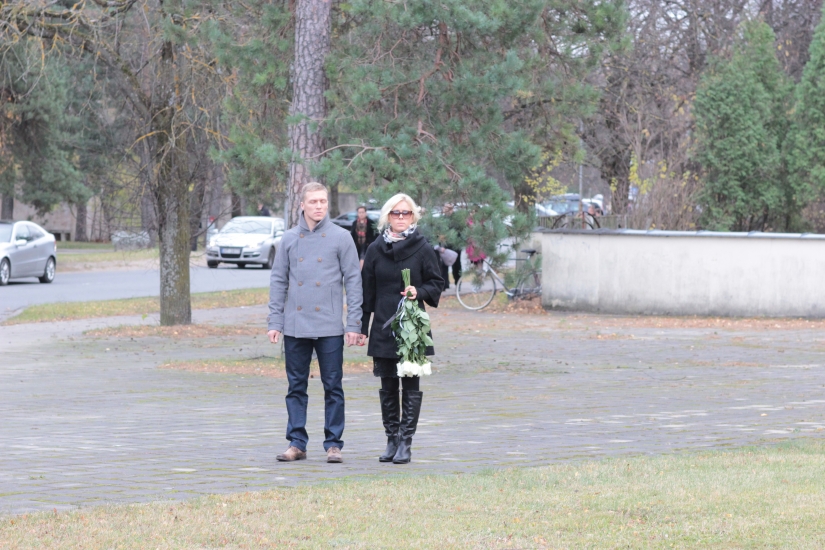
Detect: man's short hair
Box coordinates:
(300, 182, 328, 202)
(357, 205, 367, 212)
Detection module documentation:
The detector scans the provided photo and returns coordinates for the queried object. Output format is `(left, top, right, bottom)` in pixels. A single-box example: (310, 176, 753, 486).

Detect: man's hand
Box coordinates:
(357, 334, 367, 347)
(268, 329, 281, 344)
(345, 332, 361, 347)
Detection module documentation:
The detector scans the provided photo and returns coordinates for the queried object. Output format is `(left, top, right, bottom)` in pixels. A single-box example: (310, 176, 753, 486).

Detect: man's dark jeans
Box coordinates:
(283, 335, 345, 452)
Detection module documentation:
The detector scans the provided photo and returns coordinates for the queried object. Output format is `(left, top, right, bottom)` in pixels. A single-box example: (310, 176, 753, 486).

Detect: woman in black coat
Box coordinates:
(360, 193, 444, 464)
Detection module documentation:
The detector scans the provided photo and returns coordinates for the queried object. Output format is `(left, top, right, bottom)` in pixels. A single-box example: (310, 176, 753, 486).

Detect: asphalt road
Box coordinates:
(0, 266, 271, 319)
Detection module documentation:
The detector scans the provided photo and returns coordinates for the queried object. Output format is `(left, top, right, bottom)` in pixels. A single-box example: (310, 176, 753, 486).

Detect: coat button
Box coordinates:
(316, 282, 321, 286)
(298, 282, 303, 286)
(317, 257, 322, 262)
(315, 306, 320, 311)
(300, 233, 305, 238)
(356, 320, 361, 325)
(299, 257, 303, 262)
(322, 233, 326, 237)
(297, 306, 302, 311)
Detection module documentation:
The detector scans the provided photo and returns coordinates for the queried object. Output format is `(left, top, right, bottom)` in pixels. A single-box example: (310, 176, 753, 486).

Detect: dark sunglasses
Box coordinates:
(390, 210, 413, 219)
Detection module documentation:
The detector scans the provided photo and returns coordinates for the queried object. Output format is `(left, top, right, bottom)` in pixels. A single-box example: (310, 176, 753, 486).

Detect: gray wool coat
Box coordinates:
(267, 213, 363, 338)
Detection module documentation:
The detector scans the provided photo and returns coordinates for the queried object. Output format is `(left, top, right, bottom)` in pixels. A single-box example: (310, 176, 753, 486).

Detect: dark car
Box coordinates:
(331, 210, 380, 230)
(0, 220, 57, 286)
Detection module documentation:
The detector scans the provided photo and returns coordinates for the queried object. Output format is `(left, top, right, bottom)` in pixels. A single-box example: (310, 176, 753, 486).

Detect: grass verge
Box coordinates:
(59, 248, 159, 265)
(2, 441, 825, 548)
(159, 356, 372, 377)
(55, 242, 116, 250)
(3, 288, 269, 325)
(84, 324, 265, 339)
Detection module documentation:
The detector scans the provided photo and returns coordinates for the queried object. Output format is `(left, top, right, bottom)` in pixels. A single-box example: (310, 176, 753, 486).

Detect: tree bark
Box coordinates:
(329, 182, 339, 217)
(75, 200, 88, 241)
(231, 191, 242, 218)
(155, 39, 192, 326)
(604, 147, 632, 215)
(1, 194, 12, 220)
(286, 0, 331, 227)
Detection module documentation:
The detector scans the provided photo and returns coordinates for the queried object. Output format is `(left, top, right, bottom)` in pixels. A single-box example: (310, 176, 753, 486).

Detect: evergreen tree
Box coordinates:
(694, 20, 794, 232)
(788, 3, 825, 226)
(210, 1, 293, 211)
(0, 41, 88, 215)
(217, 1, 625, 255)
(319, 0, 625, 254)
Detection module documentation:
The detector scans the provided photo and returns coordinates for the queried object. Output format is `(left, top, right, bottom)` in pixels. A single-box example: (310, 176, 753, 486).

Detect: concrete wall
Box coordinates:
(539, 229, 825, 318)
(4, 197, 109, 241)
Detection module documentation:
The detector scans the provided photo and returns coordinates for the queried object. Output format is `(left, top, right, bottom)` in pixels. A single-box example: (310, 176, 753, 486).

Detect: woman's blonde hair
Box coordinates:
(377, 193, 421, 231)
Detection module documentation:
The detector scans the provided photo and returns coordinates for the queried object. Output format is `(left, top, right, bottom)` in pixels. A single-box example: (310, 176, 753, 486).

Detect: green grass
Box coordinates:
(2, 441, 825, 548)
(54, 241, 115, 250)
(59, 248, 160, 265)
(3, 288, 269, 325)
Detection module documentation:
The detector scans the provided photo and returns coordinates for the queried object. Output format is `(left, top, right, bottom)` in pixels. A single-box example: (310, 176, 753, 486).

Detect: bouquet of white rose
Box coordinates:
(387, 268, 433, 377)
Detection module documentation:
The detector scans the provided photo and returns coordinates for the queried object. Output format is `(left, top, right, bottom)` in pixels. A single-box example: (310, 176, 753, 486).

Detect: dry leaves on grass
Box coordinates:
(160, 358, 373, 378)
(85, 324, 265, 339)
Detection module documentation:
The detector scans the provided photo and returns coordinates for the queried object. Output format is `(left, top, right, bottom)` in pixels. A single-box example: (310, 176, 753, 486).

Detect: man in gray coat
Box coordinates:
(267, 182, 364, 463)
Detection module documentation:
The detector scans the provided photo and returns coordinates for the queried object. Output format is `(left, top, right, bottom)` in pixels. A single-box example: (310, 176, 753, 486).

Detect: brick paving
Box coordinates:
(2, 304, 825, 514)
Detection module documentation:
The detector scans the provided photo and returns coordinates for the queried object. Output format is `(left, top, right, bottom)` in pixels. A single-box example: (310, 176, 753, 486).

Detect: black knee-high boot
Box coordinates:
(378, 390, 400, 462)
(393, 390, 423, 464)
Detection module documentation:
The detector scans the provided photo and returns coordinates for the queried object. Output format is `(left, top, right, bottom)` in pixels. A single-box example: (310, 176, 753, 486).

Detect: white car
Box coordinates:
(206, 216, 285, 269)
(0, 220, 57, 286)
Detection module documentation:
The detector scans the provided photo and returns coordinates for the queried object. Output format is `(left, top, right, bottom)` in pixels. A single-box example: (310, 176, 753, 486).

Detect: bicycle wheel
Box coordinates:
(456, 269, 496, 310)
(516, 269, 542, 300)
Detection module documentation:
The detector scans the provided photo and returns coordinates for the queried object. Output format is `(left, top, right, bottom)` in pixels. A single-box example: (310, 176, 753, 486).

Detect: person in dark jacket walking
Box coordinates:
(350, 206, 377, 268)
(360, 193, 444, 464)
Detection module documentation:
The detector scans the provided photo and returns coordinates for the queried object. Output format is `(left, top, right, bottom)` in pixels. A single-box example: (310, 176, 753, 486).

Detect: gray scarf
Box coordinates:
(382, 225, 417, 243)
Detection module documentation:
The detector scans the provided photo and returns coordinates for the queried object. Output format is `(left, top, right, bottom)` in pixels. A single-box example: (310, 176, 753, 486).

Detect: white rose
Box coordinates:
(422, 362, 432, 376)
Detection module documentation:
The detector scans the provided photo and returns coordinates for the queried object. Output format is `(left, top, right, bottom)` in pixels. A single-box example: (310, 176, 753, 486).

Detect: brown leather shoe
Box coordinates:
(326, 447, 342, 463)
(276, 446, 306, 462)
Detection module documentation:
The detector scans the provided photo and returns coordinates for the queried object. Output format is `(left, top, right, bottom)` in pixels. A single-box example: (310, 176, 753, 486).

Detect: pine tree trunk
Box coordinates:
(231, 191, 242, 218)
(287, 0, 331, 227)
(1, 194, 12, 220)
(155, 39, 192, 326)
(329, 182, 339, 217)
(75, 200, 88, 242)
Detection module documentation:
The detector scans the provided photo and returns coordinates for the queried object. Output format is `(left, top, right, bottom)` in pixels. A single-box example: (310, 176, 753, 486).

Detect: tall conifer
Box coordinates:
(694, 21, 793, 231)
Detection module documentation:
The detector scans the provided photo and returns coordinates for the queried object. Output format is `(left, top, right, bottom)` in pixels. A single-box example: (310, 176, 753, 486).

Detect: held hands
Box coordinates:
(401, 285, 417, 300)
(345, 332, 365, 347)
(271, 329, 365, 347)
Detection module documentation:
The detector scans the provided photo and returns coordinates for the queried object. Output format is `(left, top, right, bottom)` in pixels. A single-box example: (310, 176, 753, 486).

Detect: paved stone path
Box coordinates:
(2, 302, 825, 514)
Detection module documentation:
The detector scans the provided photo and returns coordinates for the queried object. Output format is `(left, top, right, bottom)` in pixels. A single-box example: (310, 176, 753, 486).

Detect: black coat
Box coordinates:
(360, 230, 445, 359)
(350, 218, 378, 257)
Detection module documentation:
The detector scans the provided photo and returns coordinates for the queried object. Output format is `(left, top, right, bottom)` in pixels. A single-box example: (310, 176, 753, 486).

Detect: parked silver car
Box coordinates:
(206, 216, 285, 269)
(0, 220, 57, 286)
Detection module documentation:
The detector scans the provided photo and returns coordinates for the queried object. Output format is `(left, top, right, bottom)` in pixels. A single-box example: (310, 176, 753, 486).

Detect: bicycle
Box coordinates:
(456, 246, 542, 310)
(551, 211, 600, 230)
